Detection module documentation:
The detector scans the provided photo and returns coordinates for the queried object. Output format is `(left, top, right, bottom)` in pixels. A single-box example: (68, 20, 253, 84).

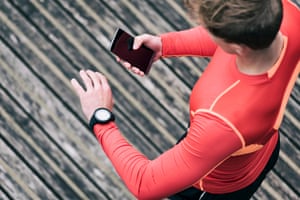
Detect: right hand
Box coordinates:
(117, 34, 162, 76)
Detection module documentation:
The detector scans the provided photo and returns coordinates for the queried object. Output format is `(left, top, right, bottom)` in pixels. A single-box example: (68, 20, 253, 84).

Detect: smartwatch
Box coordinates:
(89, 108, 115, 131)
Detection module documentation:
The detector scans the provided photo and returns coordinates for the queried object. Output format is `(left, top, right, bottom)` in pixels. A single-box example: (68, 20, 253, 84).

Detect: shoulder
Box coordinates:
(282, 0, 300, 34)
(281, 0, 300, 57)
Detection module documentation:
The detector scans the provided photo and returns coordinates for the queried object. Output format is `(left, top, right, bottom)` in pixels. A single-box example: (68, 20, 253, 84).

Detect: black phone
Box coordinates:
(109, 28, 154, 74)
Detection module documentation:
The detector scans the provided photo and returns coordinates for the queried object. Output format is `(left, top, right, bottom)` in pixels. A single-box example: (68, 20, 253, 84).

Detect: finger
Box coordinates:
(70, 78, 85, 96)
(86, 70, 100, 88)
(123, 61, 132, 69)
(116, 56, 132, 70)
(133, 35, 146, 50)
(96, 72, 109, 89)
(131, 67, 144, 76)
(138, 71, 145, 77)
(80, 70, 93, 90)
(96, 72, 113, 110)
(96, 72, 112, 96)
(119, 58, 132, 68)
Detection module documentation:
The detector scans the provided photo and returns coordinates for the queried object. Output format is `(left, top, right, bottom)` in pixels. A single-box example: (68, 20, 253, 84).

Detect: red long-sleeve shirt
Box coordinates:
(93, 1, 300, 199)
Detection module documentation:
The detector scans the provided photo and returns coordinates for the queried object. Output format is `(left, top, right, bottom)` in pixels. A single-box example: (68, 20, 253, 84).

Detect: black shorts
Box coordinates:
(169, 135, 280, 200)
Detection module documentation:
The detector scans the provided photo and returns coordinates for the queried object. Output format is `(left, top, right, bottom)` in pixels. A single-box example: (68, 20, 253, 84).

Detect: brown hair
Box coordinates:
(184, 0, 283, 50)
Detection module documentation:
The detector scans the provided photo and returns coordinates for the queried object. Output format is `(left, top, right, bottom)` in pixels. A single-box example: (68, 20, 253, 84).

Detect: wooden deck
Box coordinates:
(0, 0, 299, 199)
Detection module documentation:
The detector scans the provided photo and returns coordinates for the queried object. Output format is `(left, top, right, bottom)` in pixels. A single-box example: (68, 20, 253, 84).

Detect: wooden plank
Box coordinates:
(0, 0, 171, 197)
(293, 0, 300, 7)
(0, 109, 85, 200)
(291, 77, 300, 104)
(0, 78, 112, 199)
(282, 97, 300, 146)
(8, 2, 169, 155)
(253, 174, 285, 200)
(0, 139, 56, 200)
(262, 171, 298, 200)
(0, 0, 299, 199)
(0, 188, 10, 200)
(102, 0, 206, 87)
(1, 0, 173, 156)
(0, 0, 169, 156)
(0, 46, 132, 199)
(55, 0, 196, 132)
(5, 0, 186, 148)
(59, 1, 197, 123)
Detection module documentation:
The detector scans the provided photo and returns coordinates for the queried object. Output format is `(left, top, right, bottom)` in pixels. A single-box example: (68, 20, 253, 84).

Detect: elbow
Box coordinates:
(130, 189, 152, 200)
(123, 186, 159, 199)
(132, 193, 159, 200)
(129, 187, 164, 200)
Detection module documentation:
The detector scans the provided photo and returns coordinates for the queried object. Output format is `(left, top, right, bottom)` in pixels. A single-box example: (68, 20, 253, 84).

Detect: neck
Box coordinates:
(236, 33, 284, 75)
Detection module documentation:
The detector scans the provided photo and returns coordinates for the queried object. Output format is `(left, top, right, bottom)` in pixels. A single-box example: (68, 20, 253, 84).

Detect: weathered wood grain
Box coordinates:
(0, 0, 299, 199)
(0, 139, 56, 200)
(5, 0, 186, 146)
(0, 58, 128, 199)
(0, 188, 10, 200)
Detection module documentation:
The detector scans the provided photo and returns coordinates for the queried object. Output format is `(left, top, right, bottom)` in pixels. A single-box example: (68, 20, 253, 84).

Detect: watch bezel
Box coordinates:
(89, 108, 115, 131)
(94, 108, 112, 122)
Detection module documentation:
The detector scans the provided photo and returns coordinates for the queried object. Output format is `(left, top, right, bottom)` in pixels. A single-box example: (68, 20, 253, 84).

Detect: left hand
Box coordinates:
(71, 70, 113, 121)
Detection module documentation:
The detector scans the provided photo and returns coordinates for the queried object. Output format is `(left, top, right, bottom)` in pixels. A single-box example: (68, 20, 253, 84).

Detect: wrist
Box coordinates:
(89, 108, 115, 132)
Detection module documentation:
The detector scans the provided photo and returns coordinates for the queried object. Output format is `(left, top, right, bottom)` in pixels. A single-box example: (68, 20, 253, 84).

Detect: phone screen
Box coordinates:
(109, 28, 154, 74)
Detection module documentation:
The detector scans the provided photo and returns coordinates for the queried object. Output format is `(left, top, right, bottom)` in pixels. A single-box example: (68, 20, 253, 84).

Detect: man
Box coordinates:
(71, 0, 299, 199)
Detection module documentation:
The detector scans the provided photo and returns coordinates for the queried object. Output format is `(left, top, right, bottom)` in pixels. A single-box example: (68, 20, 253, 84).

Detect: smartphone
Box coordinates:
(109, 28, 154, 74)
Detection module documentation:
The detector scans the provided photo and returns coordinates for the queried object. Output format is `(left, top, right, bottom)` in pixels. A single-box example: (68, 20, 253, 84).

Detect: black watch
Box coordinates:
(89, 108, 115, 131)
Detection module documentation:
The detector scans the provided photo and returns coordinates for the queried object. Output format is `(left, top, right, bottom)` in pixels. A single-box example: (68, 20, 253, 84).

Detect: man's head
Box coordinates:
(184, 0, 283, 50)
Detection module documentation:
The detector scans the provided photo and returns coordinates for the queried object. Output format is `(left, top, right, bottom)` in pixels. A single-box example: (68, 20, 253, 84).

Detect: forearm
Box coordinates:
(161, 26, 217, 58)
(93, 123, 154, 199)
(92, 113, 242, 200)
(94, 125, 197, 200)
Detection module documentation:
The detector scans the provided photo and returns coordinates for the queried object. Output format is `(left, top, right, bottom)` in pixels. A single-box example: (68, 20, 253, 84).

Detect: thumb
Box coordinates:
(133, 35, 145, 50)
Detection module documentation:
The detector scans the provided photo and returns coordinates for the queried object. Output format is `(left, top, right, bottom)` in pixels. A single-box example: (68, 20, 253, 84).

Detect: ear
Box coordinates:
(232, 44, 249, 56)
(231, 44, 244, 55)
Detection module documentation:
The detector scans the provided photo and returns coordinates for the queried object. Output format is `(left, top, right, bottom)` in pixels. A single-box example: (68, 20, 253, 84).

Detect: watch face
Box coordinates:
(95, 109, 111, 121)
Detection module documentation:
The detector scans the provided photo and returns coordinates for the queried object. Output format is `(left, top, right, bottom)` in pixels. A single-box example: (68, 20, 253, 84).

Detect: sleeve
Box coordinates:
(93, 112, 243, 200)
(160, 26, 218, 58)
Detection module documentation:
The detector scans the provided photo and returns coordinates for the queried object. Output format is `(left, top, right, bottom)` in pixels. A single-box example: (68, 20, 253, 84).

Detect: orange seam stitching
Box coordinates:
(209, 80, 240, 110)
(194, 109, 245, 147)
